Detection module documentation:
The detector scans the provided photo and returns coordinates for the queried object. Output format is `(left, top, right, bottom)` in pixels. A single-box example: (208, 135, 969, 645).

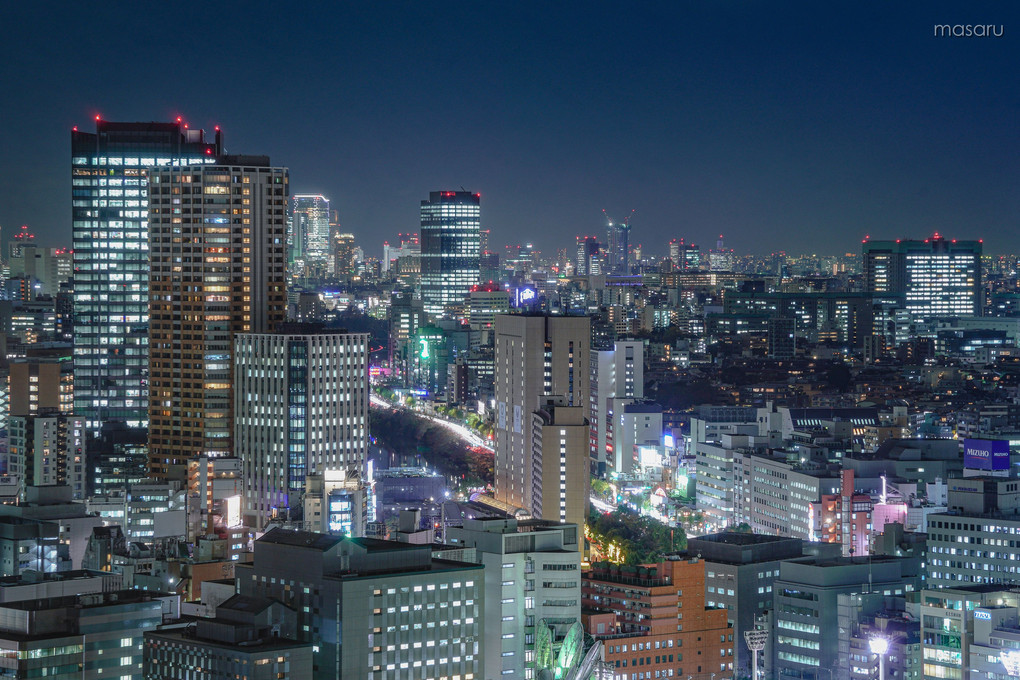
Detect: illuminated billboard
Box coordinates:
(225, 495, 242, 528)
(963, 438, 1010, 471)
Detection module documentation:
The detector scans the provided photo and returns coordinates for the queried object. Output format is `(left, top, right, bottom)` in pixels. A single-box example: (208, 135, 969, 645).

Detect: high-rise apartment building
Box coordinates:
(148, 159, 288, 481)
(863, 233, 982, 317)
(8, 344, 74, 417)
(532, 396, 591, 528)
(494, 314, 590, 516)
(334, 232, 356, 281)
(420, 191, 481, 318)
(289, 194, 331, 268)
(72, 119, 222, 434)
(234, 327, 369, 529)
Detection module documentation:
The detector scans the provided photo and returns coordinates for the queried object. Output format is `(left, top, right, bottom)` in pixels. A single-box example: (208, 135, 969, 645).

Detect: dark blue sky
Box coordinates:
(1, 1, 1017, 256)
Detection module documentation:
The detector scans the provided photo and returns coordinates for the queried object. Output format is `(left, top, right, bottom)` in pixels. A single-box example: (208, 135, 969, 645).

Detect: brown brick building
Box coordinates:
(582, 557, 734, 680)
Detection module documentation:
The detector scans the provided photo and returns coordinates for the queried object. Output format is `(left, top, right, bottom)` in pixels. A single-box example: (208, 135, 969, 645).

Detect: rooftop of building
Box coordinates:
(0, 589, 155, 613)
(257, 528, 343, 552)
(785, 554, 911, 569)
(0, 569, 109, 587)
(347, 537, 424, 553)
(145, 627, 311, 654)
(690, 532, 800, 547)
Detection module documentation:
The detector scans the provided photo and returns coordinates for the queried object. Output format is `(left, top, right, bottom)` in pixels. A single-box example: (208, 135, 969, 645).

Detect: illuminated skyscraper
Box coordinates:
(72, 119, 222, 433)
(606, 221, 631, 275)
(863, 233, 982, 317)
(234, 327, 369, 530)
(289, 194, 330, 270)
(575, 235, 599, 276)
(334, 232, 356, 281)
(148, 159, 288, 481)
(419, 191, 481, 318)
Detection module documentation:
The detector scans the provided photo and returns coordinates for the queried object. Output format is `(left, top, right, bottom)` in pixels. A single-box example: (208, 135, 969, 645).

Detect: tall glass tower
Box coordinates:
(72, 119, 222, 434)
(419, 190, 481, 318)
(289, 194, 330, 270)
(606, 221, 631, 275)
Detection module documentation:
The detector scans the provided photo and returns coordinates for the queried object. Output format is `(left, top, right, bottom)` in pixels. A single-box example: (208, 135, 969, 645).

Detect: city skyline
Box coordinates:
(1, 2, 1017, 256)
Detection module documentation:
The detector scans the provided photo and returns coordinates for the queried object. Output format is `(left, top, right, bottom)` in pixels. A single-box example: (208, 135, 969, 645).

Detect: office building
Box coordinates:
(86, 483, 186, 542)
(708, 235, 734, 272)
(920, 585, 1017, 680)
(388, 290, 426, 378)
(582, 557, 733, 680)
(468, 283, 510, 333)
(732, 450, 842, 539)
(0, 516, 68, 576)
(0, 486, 104, 570)
(770, 556, 921, 678)
(236, 529, 484, 680)
(234, 327, 369, 530)
(420, 191, 481, 318)
(87, 421, 149, 497)
(72, 119, 222, 433)
(591, 340, 643, 476)
(447, 517, 581, 680)
(148, 159, 288, 481)
(575, 236, 600, 276)
(686, 533, 806, 679)
(0, 590, 162, 680)
(494, 314, 590, 518)
(605, 220, 631, 275)
(7, 233, 72, 299)
(925, 476, 1020, 589)
(863, 233, 982, 317)
(289, 193, 330, 269)
(145, 594, 313, 680)
(303, 468, 368, 537)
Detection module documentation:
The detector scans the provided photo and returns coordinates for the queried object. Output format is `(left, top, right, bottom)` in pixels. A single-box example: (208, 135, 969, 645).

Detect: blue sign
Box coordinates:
(964, 438, 1010, 471)
(974, 611, 992, 620)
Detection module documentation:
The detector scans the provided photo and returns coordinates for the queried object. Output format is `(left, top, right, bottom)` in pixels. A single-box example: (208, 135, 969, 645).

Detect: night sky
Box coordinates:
(1, 1, 1017, 257)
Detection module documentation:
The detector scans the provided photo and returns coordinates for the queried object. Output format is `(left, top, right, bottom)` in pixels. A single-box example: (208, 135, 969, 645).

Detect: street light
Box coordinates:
(744, 629, 769, 680)
(1001, 650, 1020, 678)
(869, 637, 889, 680)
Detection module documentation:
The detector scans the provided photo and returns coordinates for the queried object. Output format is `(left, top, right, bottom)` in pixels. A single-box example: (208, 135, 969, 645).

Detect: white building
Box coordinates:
(448, 518, 581, 680)
(234, 328, 369, 529)
(591, 340, 643, 476)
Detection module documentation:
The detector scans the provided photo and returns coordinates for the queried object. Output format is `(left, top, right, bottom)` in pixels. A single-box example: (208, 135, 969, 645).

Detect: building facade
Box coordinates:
(447, 518, 582, 680)
(494, 314, 591, 518)
(71, 119, 222, 433)
(863, 234, 982, 318)
(147, 159, 288, 481)
(420, 191, 481, 318)
(234, 328, 369, 529)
